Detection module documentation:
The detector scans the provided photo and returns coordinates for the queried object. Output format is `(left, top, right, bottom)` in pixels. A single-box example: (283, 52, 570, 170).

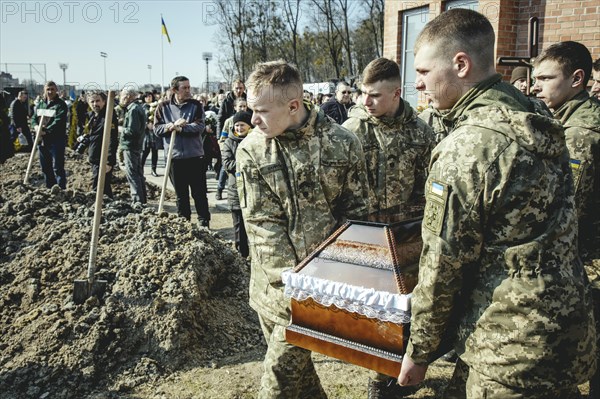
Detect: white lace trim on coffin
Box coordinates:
(282, 270, 412, 324)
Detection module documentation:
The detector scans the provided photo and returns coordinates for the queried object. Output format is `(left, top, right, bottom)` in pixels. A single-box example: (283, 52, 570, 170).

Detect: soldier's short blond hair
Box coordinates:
(415, 8, 495, 72)
(246, 60, 303, 103)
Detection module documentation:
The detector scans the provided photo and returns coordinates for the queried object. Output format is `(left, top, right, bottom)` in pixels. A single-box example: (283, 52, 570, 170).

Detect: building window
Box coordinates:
(445, 0, 479, 11)
(400, 7, 428, 108)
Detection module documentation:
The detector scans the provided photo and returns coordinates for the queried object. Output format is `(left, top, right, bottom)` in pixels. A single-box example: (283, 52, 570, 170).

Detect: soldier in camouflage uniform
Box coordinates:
(343, 58, 434, 213)
(342, 58, 433, 398)
(236, 60, 370, 399)
(417, 107, 451, 145)
(398, 9, 596, 398)
(532, 41, 600, 398)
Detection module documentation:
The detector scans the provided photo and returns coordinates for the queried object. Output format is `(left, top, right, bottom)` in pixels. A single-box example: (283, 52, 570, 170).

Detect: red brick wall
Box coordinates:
(383, 0, 600, 85)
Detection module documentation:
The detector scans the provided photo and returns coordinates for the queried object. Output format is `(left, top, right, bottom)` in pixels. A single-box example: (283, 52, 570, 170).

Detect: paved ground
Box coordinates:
(143, 150, 235, 242)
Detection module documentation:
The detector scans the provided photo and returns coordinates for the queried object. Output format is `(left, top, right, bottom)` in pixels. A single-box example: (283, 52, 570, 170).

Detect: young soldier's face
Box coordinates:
(532, 60, 578, 111)
(414, 44, 461, 110)
(361, 81, 401, 118)
(591, 69, 600, 100)
(247, 86, 293, 139)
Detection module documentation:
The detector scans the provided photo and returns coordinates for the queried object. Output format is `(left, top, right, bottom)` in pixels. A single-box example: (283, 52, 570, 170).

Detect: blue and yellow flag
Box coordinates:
(161, 16, 171, 44)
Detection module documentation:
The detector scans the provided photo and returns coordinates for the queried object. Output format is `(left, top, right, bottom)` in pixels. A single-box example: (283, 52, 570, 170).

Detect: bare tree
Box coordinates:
(362, 0, 385, 59)
(215, 0, 251, 80)
(282, 0, 302, 66)
(308, 0, 343, 79)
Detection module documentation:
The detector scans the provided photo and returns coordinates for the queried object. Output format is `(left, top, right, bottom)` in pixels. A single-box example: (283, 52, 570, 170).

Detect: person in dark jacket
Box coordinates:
(320, 81, 353, 124)
(33, 81, 68, 189)
(217, 79, 246, 134)
(9, 90, 33, 150)
(222, 111, 252, 258)
(85, 91, 119, 198)
(154, 76, 209, 226)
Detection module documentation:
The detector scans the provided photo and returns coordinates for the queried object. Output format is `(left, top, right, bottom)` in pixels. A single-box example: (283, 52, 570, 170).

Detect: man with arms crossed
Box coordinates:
(237, 60, 369, 398)
(399, 9, 595, 398)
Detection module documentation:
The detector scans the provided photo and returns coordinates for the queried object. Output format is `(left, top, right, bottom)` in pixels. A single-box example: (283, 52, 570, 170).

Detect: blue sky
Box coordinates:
(1, 1, 223, 91)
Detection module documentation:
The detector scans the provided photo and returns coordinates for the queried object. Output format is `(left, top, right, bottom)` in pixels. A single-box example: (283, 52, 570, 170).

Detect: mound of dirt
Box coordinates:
(0, 152, 263, 398)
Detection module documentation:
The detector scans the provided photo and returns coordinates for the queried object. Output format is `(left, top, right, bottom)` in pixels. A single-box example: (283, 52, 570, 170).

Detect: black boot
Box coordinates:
(215, 189, 223, 200)
(368, 377, 416, 399)
(151, 167, 158, 177)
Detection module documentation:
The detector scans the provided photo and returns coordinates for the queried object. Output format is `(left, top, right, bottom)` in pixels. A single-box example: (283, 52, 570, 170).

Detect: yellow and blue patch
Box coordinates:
(424, 180, 449, 236)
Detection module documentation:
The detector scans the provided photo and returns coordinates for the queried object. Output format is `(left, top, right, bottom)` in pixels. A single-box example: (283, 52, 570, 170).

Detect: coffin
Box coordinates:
(283, 208, 424, 377)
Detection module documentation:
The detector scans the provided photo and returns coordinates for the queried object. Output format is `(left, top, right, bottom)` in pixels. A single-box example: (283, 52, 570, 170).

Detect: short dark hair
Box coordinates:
(362, 58, 401, 85)
(534, 41, 593, 86)
(594, 58, 600, 72)
(171, 76, 189, 90)
(416, 8, 495, 72)
(45, 81, 58, 88)
(87, 91, 107, 101)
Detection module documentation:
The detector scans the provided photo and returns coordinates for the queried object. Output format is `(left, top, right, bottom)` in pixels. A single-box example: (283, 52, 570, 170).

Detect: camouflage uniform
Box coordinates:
(417, 107, 451, 145)
(236, 104, 369, 398)
(343, 101, 433, 212)
(554, 90, 600, 397)
(406, 74, 596, 397)
(553, 90, 600, 264)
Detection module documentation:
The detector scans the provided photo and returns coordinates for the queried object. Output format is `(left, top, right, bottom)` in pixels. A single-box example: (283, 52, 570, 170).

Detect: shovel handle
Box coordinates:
(23, 115, 48, 184)
(158, 129, 177, 214)
(87, 91, 115, 283)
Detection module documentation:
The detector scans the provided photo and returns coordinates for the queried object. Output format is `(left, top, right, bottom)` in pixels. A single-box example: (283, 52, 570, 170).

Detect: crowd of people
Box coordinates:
(1, 7, 599, 398)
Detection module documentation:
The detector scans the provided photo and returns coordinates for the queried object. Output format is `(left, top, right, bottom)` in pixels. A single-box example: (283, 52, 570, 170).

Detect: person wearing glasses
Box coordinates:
(320, 81, 353, 124)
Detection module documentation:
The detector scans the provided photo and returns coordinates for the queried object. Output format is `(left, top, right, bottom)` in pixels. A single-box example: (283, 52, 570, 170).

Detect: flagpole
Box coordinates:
(161, 14, 165, 95)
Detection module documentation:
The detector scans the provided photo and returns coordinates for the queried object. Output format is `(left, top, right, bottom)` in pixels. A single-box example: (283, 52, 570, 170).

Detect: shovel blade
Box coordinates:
(73, 279, 107, 304)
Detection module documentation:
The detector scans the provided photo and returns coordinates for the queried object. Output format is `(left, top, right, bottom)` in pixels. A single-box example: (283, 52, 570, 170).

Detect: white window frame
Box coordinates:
(445, 0, 479, 11)
(400, 7, 429, 108)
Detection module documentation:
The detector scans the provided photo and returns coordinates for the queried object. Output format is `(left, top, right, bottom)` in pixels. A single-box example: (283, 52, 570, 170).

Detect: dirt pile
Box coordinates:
(0, 152, 263, 398)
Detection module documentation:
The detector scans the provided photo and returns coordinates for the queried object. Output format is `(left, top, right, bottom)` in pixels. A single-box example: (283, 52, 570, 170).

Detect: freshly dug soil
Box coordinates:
(0, 151, 263, 398)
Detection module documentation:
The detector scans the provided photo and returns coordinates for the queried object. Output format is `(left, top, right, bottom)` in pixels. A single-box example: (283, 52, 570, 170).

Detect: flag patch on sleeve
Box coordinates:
(424, 180, 449, 236)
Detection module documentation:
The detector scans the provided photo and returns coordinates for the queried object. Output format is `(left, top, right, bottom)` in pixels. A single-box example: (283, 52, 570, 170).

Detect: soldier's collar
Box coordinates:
(280, 103, 317, 140)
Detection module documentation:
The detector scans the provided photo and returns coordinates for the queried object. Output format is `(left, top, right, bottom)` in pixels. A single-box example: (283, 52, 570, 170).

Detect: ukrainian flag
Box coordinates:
(161, 16, 171, 44)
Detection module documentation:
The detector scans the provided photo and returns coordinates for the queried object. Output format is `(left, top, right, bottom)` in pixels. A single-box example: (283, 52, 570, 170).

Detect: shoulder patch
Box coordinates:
(424, 180, 449, 235)
(569, 159, 584, 192)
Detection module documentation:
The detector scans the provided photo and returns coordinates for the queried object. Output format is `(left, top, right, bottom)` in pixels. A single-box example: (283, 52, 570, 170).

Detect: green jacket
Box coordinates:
(34, 97, 68, 143)
(554, 90, 600, 266)
(236, 105, 370, 325)
(407, 74, 595, 389)
(119, 102, 147, 151)
(343, 101, 433, 212)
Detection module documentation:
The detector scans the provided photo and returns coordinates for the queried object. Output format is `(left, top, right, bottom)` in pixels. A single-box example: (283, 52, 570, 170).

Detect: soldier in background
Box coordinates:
(237, 60, 369, 398)
(591, 58, 600, 100)
(532, 41, 600, 397)
(343, 58, 434, 215)
(399, 9, 595, 398)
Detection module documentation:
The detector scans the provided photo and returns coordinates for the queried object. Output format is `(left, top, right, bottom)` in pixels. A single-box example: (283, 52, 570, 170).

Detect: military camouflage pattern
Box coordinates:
(406, 74, 596, 390)
(417, 107, 451, 145)
(343, 101, 433, 212)
(553, 90, 600, 267)
(257, 314, 327, 399)
(236, 104, 369, 397)
(236, 104, 369, 325)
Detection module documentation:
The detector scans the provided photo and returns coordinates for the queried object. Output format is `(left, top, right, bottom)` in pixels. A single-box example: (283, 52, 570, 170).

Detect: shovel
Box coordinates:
(24, 108, 56, 184)
(158, 129, 177, 214)
(73, 91, 115, 304)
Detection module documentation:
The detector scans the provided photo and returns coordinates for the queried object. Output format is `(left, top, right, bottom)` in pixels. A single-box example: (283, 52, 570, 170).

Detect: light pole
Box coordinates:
(202, 52, 213, 92)
(147, 65, 152, 85)
(58, 63, 68, 90)
(100, 52, 108, 90)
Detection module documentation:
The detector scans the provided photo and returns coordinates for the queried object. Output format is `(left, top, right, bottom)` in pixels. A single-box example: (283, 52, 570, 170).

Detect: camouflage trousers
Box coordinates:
(257, 313, 327, 399)
(443, 358, 581, 399)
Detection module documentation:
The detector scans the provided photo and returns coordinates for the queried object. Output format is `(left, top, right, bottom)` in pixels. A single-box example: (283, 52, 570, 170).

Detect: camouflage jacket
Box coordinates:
(343, 101, 433, 212)
(417, 107, 451, 145)
(406, 74, 595, 388)
(554, 90, 600, 266)
(236, 105, 370, 325)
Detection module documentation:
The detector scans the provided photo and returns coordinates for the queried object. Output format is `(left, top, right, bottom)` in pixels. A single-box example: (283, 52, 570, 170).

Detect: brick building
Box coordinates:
(383, 0, 600, 107)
